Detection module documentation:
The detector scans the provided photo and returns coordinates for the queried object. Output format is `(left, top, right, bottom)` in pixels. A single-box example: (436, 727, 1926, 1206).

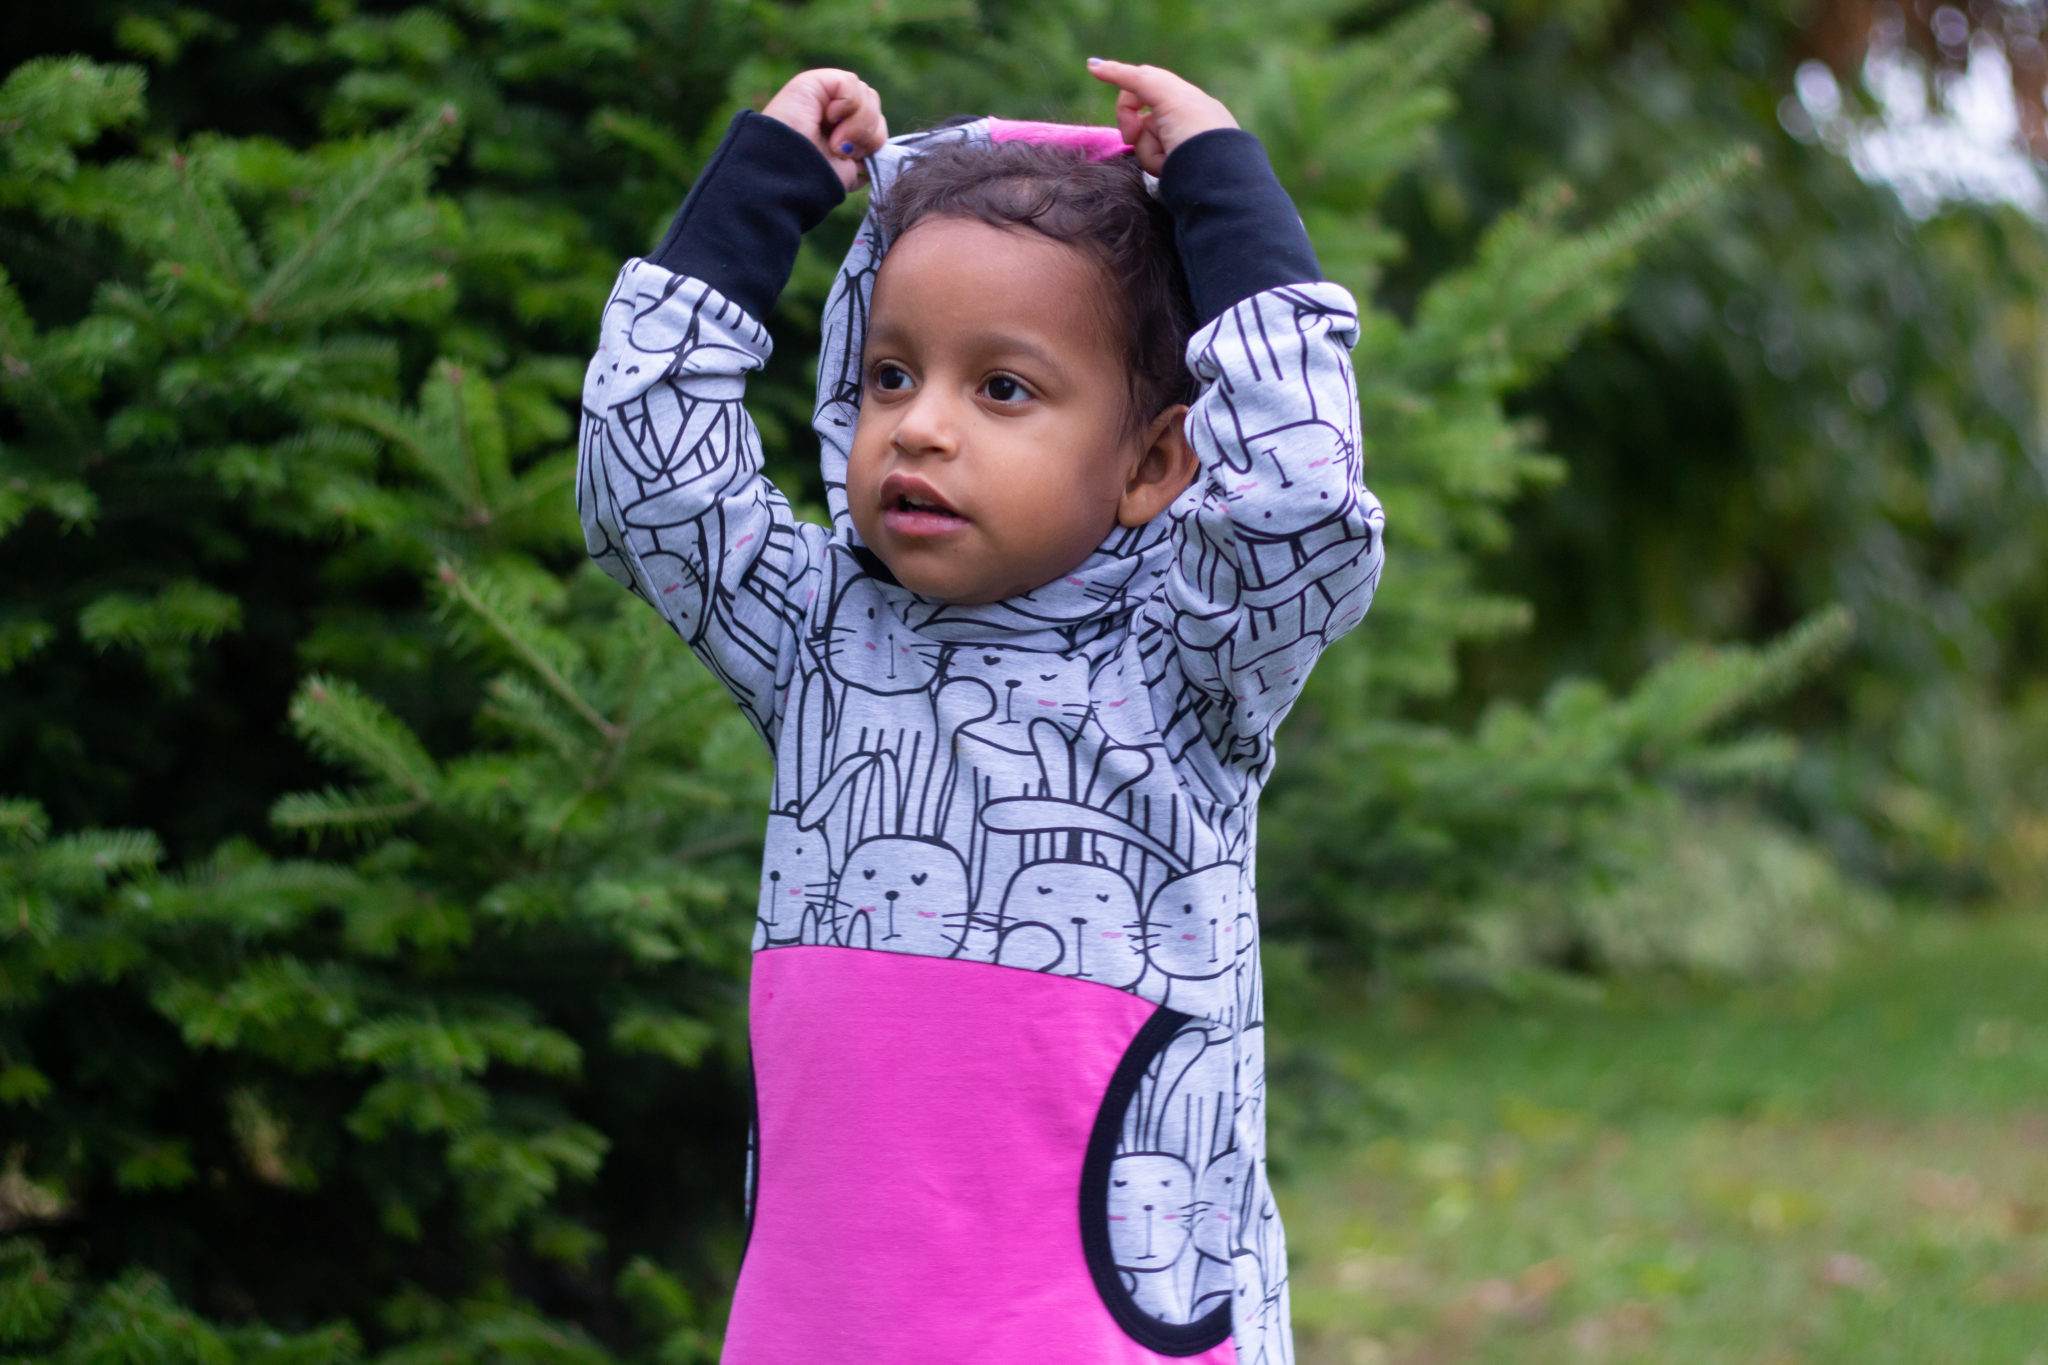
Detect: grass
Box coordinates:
(1267, 909, 2048, 1364)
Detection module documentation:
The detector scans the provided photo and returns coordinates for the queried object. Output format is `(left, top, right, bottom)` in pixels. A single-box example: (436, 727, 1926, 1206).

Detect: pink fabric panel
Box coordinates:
(724, 946, 1237, 1364)
(987, 117, 1134, 161)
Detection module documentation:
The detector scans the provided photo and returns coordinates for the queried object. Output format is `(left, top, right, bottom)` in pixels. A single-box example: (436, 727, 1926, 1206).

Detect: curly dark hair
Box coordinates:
(874, 138, 1198, 435)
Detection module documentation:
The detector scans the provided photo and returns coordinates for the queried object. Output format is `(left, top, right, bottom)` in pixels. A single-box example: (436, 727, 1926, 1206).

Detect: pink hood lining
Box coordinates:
(986, 118, 1133, 161)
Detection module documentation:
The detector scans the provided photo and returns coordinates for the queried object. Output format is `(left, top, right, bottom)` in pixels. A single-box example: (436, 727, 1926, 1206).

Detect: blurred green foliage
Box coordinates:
(0, 0, 2035, 1357)
(1431, 2, 2048, 898)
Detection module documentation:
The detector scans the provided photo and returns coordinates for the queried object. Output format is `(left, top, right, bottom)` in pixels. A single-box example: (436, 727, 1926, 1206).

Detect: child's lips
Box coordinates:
(882, 507, 970, 537)
(878, 472, 968, 538)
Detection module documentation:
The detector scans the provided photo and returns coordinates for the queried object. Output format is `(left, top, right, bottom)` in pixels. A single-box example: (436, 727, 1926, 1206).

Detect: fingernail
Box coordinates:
(1086, 56, 1102, 66)
(840, 141, 856, 153)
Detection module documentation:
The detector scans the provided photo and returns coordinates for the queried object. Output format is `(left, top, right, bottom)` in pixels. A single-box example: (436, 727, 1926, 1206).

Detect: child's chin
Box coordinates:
(868, 541, 1053, 606)
(906, 576, 1001, 606)
(893, 563, 1020, 607)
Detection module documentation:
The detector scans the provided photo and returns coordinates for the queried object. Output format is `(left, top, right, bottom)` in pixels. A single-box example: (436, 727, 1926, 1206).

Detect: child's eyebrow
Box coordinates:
(867, 322, 1070, 379)
(965, 332, 1065, 375)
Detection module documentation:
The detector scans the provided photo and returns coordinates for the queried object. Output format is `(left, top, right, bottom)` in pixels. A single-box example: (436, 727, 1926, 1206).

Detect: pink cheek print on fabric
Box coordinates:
(986, 118, 1134, 161)
(725, 946, 1238, 1365)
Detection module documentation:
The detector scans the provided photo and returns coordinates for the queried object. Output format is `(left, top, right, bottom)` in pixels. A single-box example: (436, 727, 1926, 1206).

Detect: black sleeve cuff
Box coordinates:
(650, 110, 847, 321)
(1157, 128, 1322, 326)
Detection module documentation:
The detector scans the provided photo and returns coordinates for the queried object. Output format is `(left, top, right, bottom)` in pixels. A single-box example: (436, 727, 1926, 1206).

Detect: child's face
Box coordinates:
(848, 217, 1172, 605)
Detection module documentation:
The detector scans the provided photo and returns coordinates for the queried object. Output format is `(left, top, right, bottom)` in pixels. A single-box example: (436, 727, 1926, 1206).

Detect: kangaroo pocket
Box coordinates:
(725, 946, 1237, 1365)
(1083, 1009, 1239, 1354)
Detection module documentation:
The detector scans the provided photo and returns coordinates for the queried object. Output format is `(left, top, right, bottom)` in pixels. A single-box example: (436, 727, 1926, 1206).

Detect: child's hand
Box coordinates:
(1085, 59, 1239, 176)
(761, 69, 888, 190)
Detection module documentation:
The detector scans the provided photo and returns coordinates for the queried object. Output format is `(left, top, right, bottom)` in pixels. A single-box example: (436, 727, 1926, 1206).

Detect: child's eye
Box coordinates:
(871, 362, 912, 392)
(982, 374, 1030, 404)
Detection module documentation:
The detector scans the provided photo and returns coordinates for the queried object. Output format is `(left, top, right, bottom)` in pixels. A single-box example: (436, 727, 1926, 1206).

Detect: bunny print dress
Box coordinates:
(578, 110, 1384, 1365)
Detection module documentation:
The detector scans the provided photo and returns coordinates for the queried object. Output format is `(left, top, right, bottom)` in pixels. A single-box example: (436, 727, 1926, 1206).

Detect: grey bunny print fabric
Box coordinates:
(578, 117, 1383, 1364)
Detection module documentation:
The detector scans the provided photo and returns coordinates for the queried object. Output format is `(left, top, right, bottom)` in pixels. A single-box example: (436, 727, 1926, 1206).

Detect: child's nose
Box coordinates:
(890, 389, 961, 458)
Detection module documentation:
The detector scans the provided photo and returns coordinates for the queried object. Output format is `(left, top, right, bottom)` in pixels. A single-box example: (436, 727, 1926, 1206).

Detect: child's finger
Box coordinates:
(807, 68, 865, 107)
(825, 82, 884, 156)
(762, 68, 882, 168)
(824, 81, 880, 153)
(1086, 57, 1183, 110)
(1112, 89, 1148, 148)
(829, 103, 887, 159)
(823, 93, 861, 132)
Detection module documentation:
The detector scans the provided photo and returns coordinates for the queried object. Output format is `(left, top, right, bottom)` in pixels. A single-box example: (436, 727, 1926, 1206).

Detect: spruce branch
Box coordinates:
(1624, 606, 1857, 764)
(77, 580, 241, 654)
(0, 57, 145, 193)
(35, 829, 163, 894)
(1409, 142, 1759, 387)
(242, 104, 459, 330)
(1267, 0, 1486, 196)
(430, 359, 513, 517)
(587, 107, 698, 183)
(0, 617, 54, 674)
(1670, 734, 1802, 786)
(490, 450, 577, 521)
(172, 151, 251, 291)
(484, 675, 592, 764)
(449, 362, 487, 517)
(1567, 141, 1761, 286)
(438, 561, 619, 741)
(130, 855, 360, 930)
(287, 676, 440, 798)
(0, 798, 50, 848)
(610, 1009, 715, 1067)
(0, 269, 96, 458)
(271, 785, 427, 837)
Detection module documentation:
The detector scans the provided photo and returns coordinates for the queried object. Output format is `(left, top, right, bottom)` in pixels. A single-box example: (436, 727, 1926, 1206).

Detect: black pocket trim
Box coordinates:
(741, 1054, 759, 1259)
(1079, 1005, 1233, 1355)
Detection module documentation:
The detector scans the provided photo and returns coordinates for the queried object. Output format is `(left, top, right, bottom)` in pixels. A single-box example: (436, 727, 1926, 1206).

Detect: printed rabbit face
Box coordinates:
(1088, 648, 1156, 748)
(1194, 1152, 1246, 1262)
(993, 860, 1143, 985)
(755, 813, 834, 947)
(837, 836, 969, 955)
(1143, 864, 1244, 983)
(1108, 1152, 1197, 1273)
(1215, 418, 1355, 540)
(942, 647, 1092, 732)
(620, 547, 707, 642)
(822, 578, 943, 696)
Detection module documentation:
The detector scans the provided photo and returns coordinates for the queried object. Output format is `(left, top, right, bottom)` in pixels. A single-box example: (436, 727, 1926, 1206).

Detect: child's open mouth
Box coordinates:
(879, 475, 968, 537)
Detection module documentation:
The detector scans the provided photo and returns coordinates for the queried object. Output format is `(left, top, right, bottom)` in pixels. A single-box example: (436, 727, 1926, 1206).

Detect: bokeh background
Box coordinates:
(1, 2, 2044, 1361)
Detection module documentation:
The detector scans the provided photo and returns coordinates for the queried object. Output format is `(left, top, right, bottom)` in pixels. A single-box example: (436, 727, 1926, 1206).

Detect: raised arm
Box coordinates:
(578, 76, 884, 740)
(1154, 268, 1380, 773)
(1090, 62, 1385, 774)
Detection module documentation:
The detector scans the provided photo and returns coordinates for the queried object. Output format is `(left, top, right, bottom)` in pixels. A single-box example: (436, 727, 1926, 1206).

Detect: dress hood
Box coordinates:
(809, 118, 1176, 652)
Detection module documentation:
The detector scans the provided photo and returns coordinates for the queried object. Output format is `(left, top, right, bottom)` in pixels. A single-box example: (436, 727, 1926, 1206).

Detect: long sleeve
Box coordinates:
(1138, 134, 1385, 778)
(576, 113, 844, 741)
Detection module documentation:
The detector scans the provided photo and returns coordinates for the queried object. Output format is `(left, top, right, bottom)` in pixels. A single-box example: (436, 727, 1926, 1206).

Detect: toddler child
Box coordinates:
(577, 59, 1384, 1365)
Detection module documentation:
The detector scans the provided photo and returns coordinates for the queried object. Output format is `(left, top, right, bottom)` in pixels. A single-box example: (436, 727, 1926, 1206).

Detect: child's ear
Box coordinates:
(1116, 404, 1197, 528)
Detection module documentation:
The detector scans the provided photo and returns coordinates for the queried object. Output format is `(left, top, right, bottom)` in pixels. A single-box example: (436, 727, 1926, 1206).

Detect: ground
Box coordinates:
(1269, 910, 2048, 1364)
